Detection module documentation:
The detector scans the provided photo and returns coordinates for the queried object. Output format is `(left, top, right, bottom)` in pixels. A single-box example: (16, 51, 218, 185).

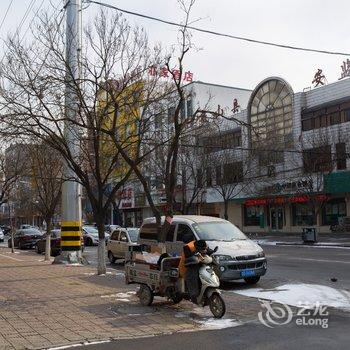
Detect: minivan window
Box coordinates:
(166, 225, 176, 242)
(111, 231, 119, 240)
(140, 223, 158, 240)
(176, 224, 194, 242)
(192, 221, 246, 241)
(119, 232, 128, 242)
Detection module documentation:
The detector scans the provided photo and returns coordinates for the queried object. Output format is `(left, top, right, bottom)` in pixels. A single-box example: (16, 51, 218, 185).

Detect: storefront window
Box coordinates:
(322, 199, 346, 225)
(244, 205, 263, 226)
(291, 203, 316, 226)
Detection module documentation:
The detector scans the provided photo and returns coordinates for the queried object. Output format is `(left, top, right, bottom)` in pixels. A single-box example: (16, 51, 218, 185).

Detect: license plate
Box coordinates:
(241, 269, 255, 277)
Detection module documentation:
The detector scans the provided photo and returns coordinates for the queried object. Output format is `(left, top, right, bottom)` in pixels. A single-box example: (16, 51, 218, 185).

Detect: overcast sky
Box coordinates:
(1, 0, 350, 93)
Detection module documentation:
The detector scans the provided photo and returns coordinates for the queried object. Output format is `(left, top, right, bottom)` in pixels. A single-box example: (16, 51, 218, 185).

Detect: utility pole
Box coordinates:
(55, 0, 83, 263)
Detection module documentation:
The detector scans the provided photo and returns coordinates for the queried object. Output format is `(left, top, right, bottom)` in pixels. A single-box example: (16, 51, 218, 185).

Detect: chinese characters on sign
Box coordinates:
(118, 188, 134, 209)
(312, 68, 326, 87)
(232, 98, 240, 113)
(148, 66, 194, 82)
(216, 99, 240, 117)
(339, 59, 350, 80)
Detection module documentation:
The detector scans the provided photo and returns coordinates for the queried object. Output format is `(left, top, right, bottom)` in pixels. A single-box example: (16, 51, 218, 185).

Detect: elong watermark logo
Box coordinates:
(258, 299, 329, 329)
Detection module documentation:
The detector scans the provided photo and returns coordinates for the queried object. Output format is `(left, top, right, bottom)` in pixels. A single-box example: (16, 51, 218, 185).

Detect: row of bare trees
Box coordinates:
(0, 141, 63, 260)
(0, 1, 220, 274)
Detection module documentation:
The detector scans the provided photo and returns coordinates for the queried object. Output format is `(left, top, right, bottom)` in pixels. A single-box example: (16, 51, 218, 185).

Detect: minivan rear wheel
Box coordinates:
(244, 276, 260, 285)
(108, 251, 116, 264)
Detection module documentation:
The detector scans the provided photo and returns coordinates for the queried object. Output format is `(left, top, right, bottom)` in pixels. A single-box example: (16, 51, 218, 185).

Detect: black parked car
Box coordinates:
(36, 229, 61, 256)
(0, 225, 11, 235)
(36, 229, 85, 256)
(8, 228, 43, 249)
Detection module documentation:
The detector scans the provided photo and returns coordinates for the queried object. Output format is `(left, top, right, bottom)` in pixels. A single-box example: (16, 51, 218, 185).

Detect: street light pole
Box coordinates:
(55, 0, 82, 263)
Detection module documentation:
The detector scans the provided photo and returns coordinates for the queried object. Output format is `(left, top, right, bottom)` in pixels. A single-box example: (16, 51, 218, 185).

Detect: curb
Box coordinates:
(275, 242, 350, 248)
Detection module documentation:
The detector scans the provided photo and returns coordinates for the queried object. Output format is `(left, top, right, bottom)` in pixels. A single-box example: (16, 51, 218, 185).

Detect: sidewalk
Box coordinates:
(0, 247, 261, 350)
(247, 232, 350, 248)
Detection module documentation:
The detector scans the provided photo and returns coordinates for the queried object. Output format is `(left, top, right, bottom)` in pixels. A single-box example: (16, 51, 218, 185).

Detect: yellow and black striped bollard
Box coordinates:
(61, 221, 81, 251)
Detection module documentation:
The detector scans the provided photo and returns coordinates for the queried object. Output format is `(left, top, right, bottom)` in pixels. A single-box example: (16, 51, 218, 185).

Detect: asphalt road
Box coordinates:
(3, 237, 350, 349)
(79, 243, 350, 350)
(72, 312, 350, 350)
(83, 243, 350, 290)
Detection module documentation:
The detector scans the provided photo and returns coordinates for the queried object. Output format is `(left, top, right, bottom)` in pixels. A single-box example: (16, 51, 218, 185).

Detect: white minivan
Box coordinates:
(138, 215, 267, 284)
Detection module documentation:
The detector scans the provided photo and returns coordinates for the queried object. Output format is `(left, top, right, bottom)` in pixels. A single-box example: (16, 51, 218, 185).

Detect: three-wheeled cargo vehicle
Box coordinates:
(125, 244, 226, 318)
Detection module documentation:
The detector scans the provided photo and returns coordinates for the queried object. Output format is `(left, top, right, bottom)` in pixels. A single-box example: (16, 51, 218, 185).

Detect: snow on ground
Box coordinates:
(196, 318, 241, 330)
(254, 239, 350, 249)
(254, 239, 279, 246)
(174, 308, 240, 330)
(233, 283, 350, 311)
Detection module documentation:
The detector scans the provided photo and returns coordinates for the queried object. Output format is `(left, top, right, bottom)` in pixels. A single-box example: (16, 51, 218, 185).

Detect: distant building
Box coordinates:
(199, 76, 350, 233)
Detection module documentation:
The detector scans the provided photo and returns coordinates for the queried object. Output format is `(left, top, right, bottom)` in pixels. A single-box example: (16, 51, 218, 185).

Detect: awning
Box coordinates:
(324, 171, 350, 194)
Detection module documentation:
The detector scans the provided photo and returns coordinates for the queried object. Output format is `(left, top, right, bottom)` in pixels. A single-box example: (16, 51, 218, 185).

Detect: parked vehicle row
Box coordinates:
(8, 228, 43, 250)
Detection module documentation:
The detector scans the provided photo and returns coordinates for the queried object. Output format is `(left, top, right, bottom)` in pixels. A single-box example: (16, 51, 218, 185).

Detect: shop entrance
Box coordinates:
(270, 207, 284, 230)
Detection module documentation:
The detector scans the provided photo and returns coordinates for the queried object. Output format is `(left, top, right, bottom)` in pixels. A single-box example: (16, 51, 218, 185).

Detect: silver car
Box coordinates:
(139, 215, 267, 284)
(107, 227, 139, 263)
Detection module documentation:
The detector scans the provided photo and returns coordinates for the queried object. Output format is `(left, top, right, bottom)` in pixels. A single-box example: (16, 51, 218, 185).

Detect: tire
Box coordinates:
(18, 241, 23, 250)
(138, 285, 154, 306)
(36, 245, 42, 254)
(209, 293, 226, 319)
(87, 238, 93, 246)
(108, 251, 116, 264)
(171, 294, 183, 304)
(244, 276, 260, 285)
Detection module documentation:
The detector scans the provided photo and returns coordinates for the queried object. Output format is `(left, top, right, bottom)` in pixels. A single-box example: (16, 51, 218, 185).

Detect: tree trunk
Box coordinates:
(96, 220, 106, 275)
(10, 230, 14, 253)
(44, 218, 52, 261)
(224, 200, 229, 221)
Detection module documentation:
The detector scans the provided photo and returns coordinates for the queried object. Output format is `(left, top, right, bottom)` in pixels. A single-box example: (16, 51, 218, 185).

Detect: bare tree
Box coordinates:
(0, 142, 27, 252)
(29, 143, 63, 261)
(295, 128, 344, 227)
(0, 8, 164, 274)
(107, 0, 213, 241)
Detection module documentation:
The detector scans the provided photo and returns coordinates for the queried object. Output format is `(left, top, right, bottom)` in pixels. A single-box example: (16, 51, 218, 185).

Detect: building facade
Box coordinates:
(116, 76, 350, 234)
(201, 76, 350, 233)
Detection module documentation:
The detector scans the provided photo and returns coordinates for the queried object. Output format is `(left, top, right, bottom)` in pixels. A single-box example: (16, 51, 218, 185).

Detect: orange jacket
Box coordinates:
(178, 241, 196, 277)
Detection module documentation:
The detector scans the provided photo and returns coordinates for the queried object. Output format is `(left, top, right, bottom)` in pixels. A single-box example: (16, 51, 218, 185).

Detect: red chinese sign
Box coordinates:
(245, 194, 329, 207)
(148, 65, 194, 82)
(312, 69, 326, 87)
(289, 195, 309, 203)
(118, 188, 134, 209)
(232, 98, 240, 114)
(339, 59, 350, 80)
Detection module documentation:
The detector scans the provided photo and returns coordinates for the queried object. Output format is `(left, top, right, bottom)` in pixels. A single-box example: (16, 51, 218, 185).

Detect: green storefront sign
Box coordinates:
(324, 171, 350, 194)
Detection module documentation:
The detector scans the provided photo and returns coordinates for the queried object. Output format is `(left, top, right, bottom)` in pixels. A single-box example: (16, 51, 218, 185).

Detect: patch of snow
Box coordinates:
(116, 293, 130, 298)
(101, 294, 119, 298)
(174, 308, 240, 330)
(116, 298, 130, 302)
(48, 340, 110, 350)
(233, 283, 350, 311)
(254, 239, 279, 246)
(83, 272, 95, 276)
(197, 318, 241, 330)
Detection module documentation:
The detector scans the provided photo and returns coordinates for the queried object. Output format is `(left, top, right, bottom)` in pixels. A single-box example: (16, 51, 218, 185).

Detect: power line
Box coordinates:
(85, 0, 350, 57)
(0, 0, 14, 32)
